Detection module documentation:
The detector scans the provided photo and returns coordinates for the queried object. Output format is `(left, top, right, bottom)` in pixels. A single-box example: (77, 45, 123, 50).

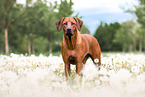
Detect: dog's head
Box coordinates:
(55, 17, 83, 37)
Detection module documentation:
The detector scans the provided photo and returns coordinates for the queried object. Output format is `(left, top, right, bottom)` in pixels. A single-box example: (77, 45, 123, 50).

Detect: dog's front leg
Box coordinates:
(65, 63, 71, 82)
(76, 63, 82, 75)
(75, 62, 82, 83)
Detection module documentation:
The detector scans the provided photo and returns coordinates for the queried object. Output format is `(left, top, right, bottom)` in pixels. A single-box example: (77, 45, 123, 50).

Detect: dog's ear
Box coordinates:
(73, 17, 83, 31)
(55, 17, 65, 31)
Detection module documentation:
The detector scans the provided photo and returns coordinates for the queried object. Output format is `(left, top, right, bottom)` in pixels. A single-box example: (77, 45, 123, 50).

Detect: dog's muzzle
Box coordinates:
(65, 28, 73, 36)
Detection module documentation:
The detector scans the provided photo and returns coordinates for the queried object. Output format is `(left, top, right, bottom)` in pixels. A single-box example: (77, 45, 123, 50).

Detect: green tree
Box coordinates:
(35, 1, 59, 54)
(135, 0, 145, 51)
(0, 28, 4, 53)
(127, 0, 145, 51)
(113, 20, 137, 51)
(136, 26, 144, 52)
(40, 12, 58, 53)
(24, 0, 48, 54)
(57, 0, 74, 18)
(15, 0, 56, 54)
(80, 25, 90, 34)
(94, 22, 121, 51)
(0, 0, 31, 54)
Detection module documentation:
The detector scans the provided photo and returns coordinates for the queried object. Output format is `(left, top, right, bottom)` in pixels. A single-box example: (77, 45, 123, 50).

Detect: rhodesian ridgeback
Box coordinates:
(55, 17, 101, 81)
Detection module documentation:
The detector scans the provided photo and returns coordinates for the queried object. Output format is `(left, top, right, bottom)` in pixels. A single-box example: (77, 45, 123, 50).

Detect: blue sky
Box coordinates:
(73, 8, 135, 34)
(70, 0, 139, 34)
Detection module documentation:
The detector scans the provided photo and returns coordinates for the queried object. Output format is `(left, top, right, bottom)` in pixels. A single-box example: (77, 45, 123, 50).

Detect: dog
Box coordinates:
(55, 17, 101, 81)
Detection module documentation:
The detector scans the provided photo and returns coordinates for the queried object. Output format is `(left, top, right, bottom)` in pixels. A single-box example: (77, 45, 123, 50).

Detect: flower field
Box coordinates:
(0, 53, 145, 97)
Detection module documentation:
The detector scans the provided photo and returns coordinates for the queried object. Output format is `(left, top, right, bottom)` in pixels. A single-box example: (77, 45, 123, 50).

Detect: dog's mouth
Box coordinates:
(66, 32, 73, 36)
(65, 28, 74, 41)
(65, 32, 73, 41)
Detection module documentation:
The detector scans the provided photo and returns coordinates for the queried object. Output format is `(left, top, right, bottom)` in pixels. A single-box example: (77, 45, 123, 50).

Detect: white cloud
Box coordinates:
(72, 0, 138, 10)
(17, 0, 139, 9)
(52, 0, 138, 15)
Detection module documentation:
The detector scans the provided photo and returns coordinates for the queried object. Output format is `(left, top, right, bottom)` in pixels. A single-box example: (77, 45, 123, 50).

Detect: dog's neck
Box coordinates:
(63, 30, 82, 50)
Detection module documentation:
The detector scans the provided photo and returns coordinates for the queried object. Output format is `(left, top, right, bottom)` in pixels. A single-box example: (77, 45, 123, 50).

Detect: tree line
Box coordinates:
(0, 0, 145, 55)
(94, 0, 145, 52)
(0, 0, 90, 55)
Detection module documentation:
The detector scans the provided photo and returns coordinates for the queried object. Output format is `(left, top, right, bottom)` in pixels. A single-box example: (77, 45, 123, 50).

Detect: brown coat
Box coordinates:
(55, 17, 101, 81)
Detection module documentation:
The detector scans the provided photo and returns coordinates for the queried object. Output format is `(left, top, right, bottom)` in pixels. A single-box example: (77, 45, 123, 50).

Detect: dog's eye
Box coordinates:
(63, 23, 67, 25)
(72, 23, 75, 25)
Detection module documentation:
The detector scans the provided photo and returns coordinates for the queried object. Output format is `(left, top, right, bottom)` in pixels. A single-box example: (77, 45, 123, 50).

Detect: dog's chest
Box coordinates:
(67, 50, 76, 55)
(66, 50, 80, 64)
(68, 56, 77, 64)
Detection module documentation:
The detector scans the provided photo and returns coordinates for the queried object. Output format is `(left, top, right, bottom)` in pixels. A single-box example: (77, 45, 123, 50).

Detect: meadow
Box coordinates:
(0, 53, 145, 97)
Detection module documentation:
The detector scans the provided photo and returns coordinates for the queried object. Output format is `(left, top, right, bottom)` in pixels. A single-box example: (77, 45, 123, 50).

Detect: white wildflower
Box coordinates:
(82, 63, 98, 80)
(98, 68, 107, 75)
(107, 69, 115, 76)
(131, 66, 140, 74)
(0, 53, 145, 97)
(94, 58, 99, 63)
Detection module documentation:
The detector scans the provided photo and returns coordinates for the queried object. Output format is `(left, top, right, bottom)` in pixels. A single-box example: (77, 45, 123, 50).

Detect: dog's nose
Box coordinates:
(67, 28, 72, 33)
